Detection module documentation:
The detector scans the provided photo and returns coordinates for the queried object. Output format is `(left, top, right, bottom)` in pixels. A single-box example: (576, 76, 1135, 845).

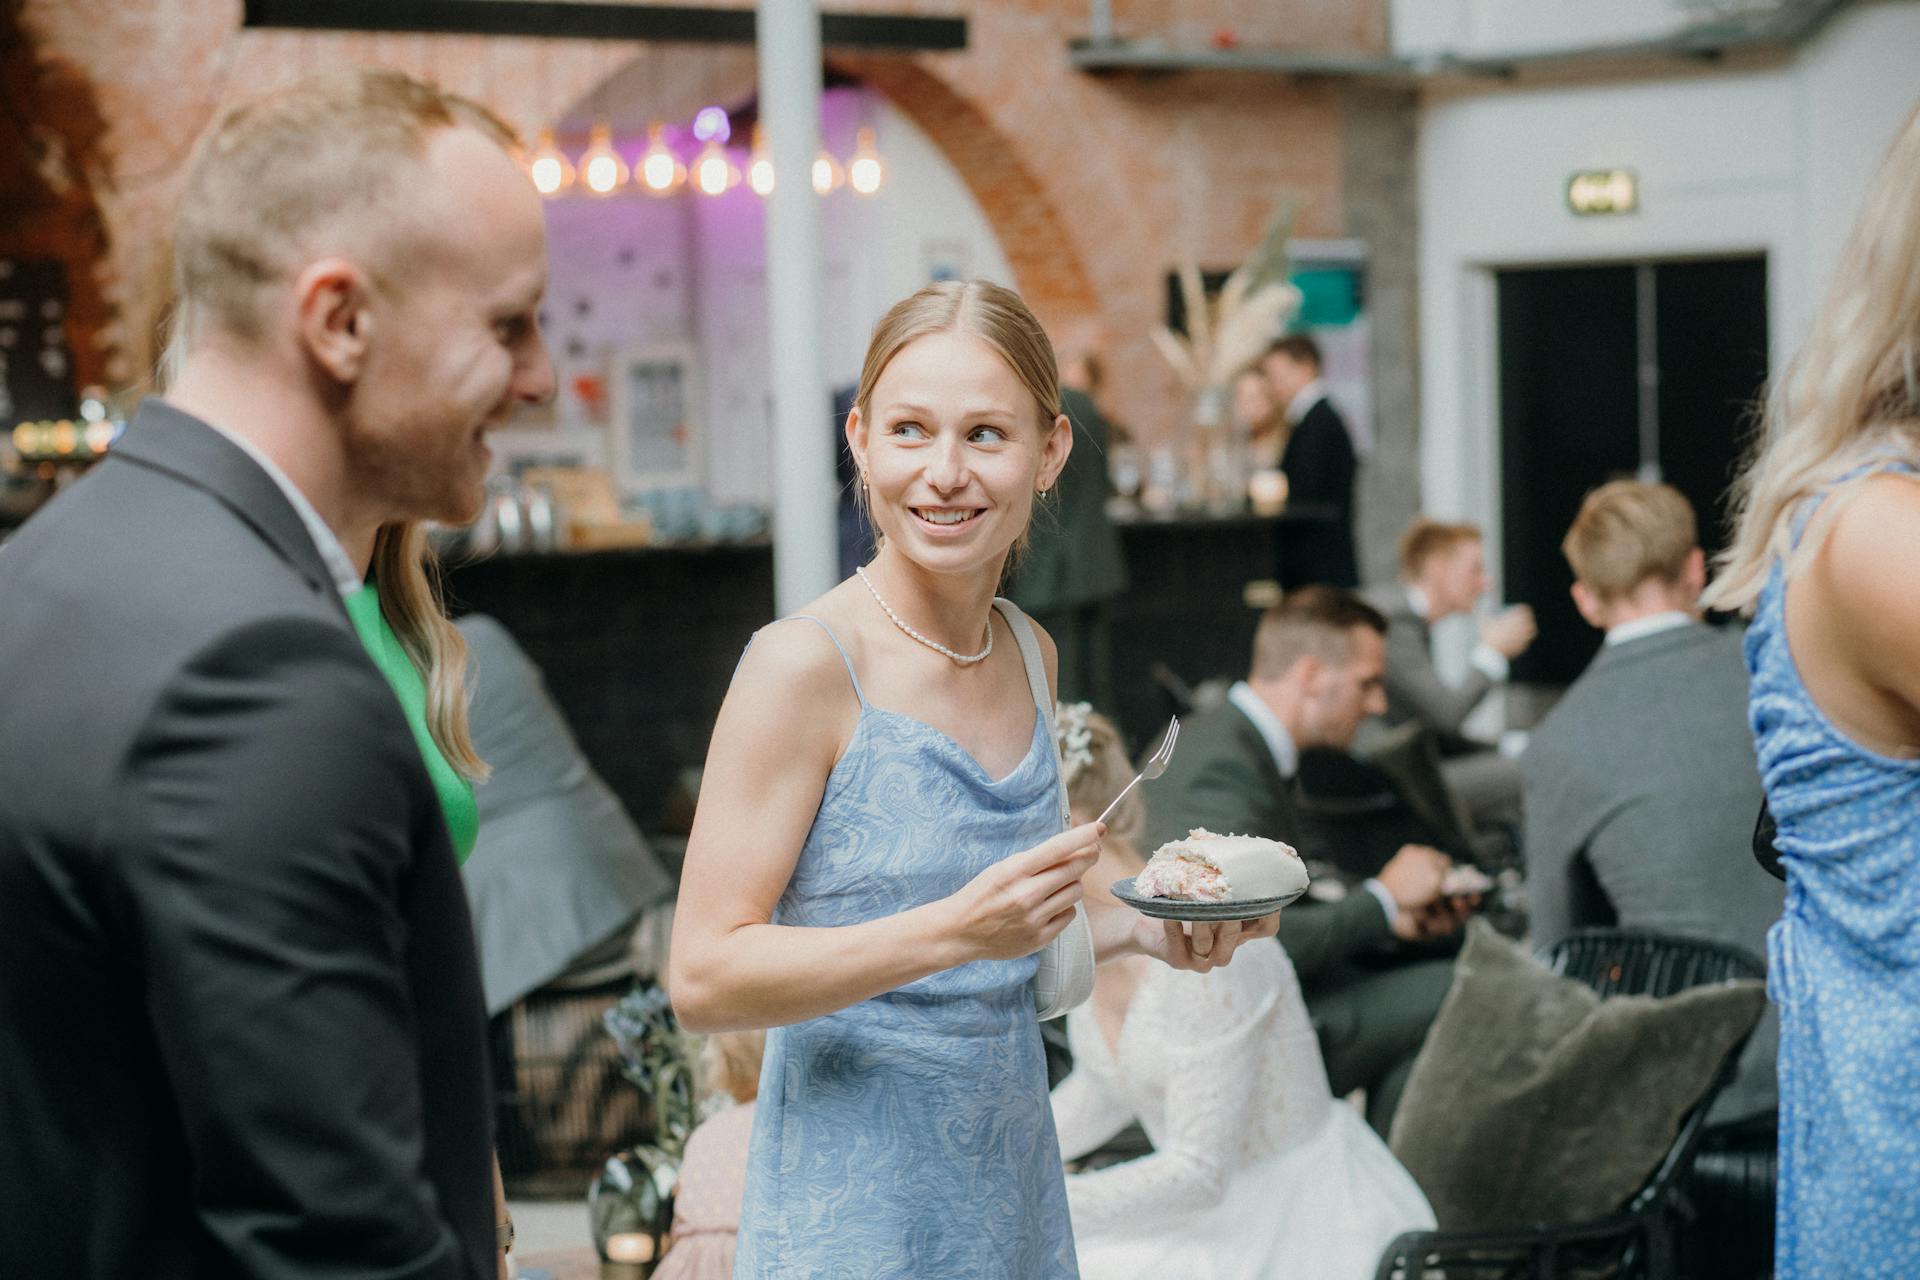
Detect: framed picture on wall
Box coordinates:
(610, 341, 703, 494)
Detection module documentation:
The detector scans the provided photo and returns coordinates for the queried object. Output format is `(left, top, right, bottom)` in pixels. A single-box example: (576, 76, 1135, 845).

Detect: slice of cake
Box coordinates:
(1134, 828, 1309, 903)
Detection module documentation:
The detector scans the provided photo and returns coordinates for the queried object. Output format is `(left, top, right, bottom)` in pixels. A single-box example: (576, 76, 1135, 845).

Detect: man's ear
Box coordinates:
(1682, 546, 1708, 598)
(294, 258, 373, 384)
(1570, 580, 1608, 631)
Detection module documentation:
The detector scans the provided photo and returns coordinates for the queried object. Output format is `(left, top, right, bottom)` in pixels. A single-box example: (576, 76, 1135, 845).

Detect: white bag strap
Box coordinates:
(993, 598, 1094, 1020)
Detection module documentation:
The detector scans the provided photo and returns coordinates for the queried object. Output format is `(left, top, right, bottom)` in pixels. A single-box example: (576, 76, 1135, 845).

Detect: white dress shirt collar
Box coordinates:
(1604, 611, 1694, 648)
(1228, 681, 1300, 780)
(1405, 584, 1432, 623)
(203, 422, 363, 598)
(1283, 378, 1327, 427)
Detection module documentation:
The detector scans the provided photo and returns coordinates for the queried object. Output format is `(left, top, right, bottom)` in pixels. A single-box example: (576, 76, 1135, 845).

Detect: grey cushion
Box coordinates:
(459, 615, 675, 1015)
(1388, 922, 1766, 1230)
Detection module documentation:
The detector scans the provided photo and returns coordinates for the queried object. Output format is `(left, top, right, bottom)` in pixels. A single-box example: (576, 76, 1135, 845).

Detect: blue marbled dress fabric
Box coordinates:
(735, 611, 1078, 1279)
(1746, 461, 1920, 1278)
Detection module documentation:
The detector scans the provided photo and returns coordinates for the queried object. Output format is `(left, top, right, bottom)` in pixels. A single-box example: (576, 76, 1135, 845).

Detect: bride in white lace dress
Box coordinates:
(1049, 705, 1435, 1280)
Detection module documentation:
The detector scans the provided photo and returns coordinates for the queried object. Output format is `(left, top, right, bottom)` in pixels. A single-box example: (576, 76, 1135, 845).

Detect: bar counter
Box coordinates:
(443, 509, 1333, 834)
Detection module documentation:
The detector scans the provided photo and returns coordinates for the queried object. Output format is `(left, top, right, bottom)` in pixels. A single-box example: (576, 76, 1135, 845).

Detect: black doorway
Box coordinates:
(1497, 256, 1768, 686)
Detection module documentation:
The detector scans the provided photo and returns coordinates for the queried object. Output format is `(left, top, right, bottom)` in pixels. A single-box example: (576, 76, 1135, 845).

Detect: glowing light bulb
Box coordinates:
(694, 139, 739, 196)
(748, 124, 774, 196)
(579, 124, 627, 196)
(692, 106, 731, 144)
(811, 150, 844, 196)
(848, 127, 883, 196)
(638, 124, 685, 197)
(527, 129, 573, 197)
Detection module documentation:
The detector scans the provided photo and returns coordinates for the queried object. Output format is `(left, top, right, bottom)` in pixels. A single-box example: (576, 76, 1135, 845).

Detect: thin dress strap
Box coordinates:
(763, 614, 869, 707)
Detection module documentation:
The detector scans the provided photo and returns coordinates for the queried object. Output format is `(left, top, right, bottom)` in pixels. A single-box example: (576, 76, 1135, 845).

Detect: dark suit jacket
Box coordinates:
(1521, 622, 1783, 1121)
(1145, 698, 1394, 987)
(1277, 397, 1359, 589)
(0, 401, 495, 1279)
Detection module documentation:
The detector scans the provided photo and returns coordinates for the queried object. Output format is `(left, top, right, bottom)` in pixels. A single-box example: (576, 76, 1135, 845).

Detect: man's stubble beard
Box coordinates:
(344, 406, 488, 528)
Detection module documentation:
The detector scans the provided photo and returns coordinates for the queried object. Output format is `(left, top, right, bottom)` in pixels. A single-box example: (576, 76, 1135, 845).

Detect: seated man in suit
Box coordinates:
(1362, 519, 1535, 837)
(1522, 480, 1784, 1126)
(1149, 586, 1468, 1136)
(1259, 335, 1360, 588)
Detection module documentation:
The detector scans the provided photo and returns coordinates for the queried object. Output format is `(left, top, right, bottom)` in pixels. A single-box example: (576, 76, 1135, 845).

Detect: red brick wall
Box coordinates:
(21, 0, 1380, 438)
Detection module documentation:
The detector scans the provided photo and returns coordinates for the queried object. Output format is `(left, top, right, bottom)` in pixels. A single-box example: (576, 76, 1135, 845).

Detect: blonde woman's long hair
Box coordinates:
(157, 304, 486, 783)
(1706, 105, 1920, 613)
(371, 521, 488, 782)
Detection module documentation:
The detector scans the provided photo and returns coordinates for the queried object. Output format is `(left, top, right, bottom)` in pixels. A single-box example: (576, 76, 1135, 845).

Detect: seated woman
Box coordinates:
(1049, 704, 1435, 1279)
(653, 1030, 764, 1280)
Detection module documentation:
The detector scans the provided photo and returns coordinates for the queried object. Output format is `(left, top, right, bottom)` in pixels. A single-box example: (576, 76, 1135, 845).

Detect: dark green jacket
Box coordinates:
(1007, 387, 1127, 613)
(1145, 697, 1394, 987)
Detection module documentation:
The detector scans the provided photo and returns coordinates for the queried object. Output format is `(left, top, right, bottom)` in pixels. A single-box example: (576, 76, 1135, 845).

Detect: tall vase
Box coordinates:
(1191, 385, 1246, 516)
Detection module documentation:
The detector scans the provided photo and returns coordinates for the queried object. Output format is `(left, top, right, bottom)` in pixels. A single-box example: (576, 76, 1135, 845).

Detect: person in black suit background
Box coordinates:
(0, 70, 554, 1279)
(1260, 335, 1360, 589)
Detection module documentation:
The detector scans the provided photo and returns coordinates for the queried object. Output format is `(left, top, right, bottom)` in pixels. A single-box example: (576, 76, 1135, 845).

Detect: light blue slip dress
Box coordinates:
(1746, 459, 1920, 1277)
(734, 600, 1078, 1279)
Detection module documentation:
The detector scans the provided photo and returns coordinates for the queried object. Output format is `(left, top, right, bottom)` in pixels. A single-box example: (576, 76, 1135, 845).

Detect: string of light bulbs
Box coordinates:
(525, 115, 884, 200)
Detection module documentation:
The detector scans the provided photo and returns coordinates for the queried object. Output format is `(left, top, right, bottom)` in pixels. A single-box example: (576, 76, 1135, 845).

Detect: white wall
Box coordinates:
(497, 88, 1013, 508)
(1415, 0, 1920, 538)
(1393, 0, 1702, 61)
(690, 90, 1014, 505)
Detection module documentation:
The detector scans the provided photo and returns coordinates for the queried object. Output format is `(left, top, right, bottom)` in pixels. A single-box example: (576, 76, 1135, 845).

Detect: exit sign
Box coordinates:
(1567, 169, 1638, 216)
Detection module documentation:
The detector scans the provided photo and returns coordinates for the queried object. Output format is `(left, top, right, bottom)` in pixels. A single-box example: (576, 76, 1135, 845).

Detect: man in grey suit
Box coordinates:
(0, 71, 553, 1278)
(1362, 519, 1536, 834)
(1148, 587, 1467, 1135)
(1523, 481, 1783, 1123)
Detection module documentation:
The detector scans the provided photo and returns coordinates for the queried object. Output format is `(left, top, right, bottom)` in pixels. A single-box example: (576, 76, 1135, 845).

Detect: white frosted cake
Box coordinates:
(1134, 828, 1309, 903)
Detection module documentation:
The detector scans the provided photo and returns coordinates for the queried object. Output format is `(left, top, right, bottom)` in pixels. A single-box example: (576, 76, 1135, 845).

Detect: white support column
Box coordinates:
(758, 0, 839, 612)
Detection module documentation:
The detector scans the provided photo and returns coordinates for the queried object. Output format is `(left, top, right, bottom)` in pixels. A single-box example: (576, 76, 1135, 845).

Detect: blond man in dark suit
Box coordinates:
(0, 70, 553, 1279)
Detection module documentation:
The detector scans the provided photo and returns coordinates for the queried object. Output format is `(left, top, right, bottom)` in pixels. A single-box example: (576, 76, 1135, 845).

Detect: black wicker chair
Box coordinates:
(1372, 929, 1766, 1280)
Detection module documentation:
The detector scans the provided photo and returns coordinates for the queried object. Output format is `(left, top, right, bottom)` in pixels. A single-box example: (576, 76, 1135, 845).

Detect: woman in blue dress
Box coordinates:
(1705, 105, 1920, 1277)
(670, 280, 1276, 1277)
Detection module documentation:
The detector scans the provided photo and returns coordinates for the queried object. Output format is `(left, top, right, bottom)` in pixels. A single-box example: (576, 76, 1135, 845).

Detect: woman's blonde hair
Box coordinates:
(850, 279, 1063, 565)
(157, 309, 485, 783)
(371, 522, 488, 782)
(698, 1029, 767, 1106)
(1706, 105, 1920, 613)
(1055, 702, 1144, 850)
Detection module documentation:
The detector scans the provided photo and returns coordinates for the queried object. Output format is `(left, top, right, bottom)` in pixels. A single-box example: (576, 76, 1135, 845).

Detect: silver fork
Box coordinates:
(1095, 717, 1179, 828)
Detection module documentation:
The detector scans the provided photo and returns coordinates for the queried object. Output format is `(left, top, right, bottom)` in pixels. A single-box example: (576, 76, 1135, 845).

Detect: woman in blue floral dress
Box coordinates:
(668, 280, 1275, 1277)
(1705, 106, 1920, 1276)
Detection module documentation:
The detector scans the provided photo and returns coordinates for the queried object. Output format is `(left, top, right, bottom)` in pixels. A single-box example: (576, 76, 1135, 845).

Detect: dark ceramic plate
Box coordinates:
(1108, 875, 1307, 923)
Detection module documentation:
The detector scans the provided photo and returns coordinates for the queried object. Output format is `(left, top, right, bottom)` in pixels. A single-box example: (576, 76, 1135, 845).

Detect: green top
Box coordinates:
(344, 582, 480, 863)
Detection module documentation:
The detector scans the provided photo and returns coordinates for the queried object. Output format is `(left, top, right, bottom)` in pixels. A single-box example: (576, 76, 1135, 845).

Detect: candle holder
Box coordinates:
(589, 1144, 676, 1278)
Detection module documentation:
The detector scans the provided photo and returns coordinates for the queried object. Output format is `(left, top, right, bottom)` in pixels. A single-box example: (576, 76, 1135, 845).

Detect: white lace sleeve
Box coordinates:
(1060, 972, 1277, 1235)
(1049, 1023, 1135, 1163)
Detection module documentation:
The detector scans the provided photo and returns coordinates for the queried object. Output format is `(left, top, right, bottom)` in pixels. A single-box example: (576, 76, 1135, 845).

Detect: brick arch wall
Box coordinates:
(26, 0, 1368, 445)
(831, 54, 1099, 340)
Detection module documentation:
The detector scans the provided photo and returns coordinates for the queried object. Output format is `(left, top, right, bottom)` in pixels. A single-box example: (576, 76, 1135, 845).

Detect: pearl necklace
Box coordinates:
(855, 566, 993, 666)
